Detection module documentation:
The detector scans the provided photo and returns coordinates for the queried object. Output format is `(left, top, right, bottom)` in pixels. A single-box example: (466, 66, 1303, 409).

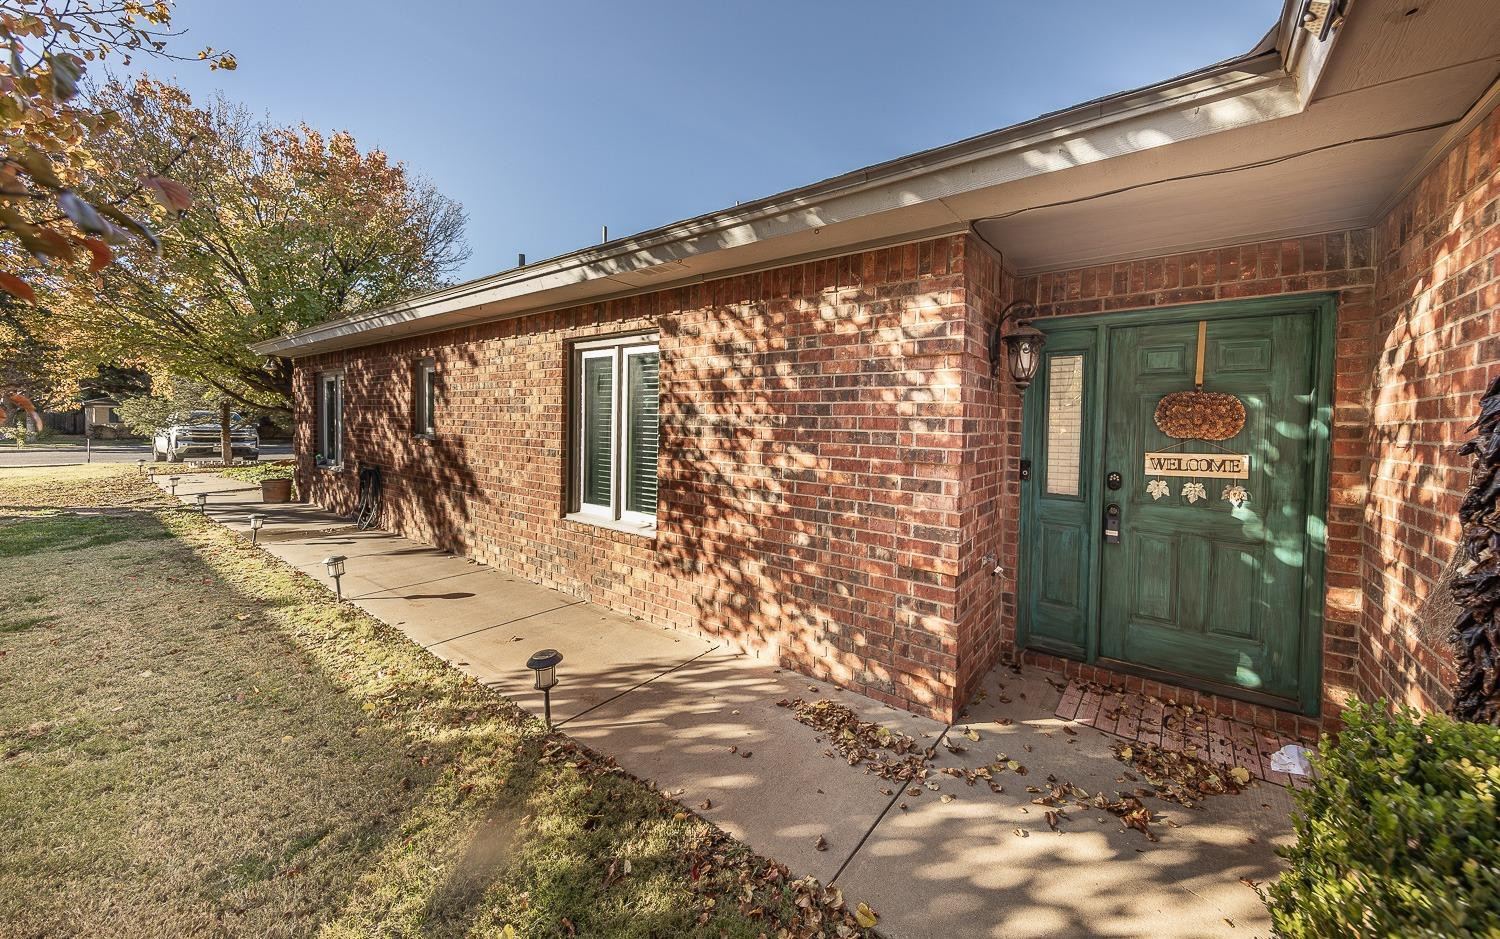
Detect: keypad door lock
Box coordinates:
(1103, 503, 1122, 544)
(1106, 471, 1123, 490)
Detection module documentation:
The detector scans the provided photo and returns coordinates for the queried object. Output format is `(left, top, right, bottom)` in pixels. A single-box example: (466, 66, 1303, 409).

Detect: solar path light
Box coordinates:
(323, 555, 347, 600)
(194, 492, 208, 513)
(248, 514, 265, 546)
(527, 648, 564, 730)
(136, 457, 145, 475)
(166, 475, 180, 497)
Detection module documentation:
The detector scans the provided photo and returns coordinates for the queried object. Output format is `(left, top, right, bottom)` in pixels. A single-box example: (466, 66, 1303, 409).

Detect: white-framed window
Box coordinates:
(1044, 353, 1085, 497)
(571, 333, 659, 530)
(413, 359, 436, 437)
(315, 371, 343, 467)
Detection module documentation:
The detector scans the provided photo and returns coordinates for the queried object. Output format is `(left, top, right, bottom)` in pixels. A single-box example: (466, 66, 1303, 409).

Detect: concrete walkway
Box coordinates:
(156, 473, 1295, 939)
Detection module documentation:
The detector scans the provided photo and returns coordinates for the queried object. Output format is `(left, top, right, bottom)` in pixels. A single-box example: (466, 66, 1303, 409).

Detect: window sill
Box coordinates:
(563, 512, 657, 540)
(412, 433, 435, 443)
(314, 461, 346, 473)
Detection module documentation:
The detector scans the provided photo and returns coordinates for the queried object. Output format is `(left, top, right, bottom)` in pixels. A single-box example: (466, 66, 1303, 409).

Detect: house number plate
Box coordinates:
(1142, 452, 1250, 479)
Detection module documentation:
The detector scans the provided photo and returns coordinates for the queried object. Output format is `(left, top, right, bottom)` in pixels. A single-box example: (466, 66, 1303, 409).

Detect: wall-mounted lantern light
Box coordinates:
(989, 301, 1047, 391)
(194, 492, 208, 513)
(248, 514, 265, 546)
(323, 554, 347, 599)
(526, 648, 563, 729)
(166, 475, 180, 497)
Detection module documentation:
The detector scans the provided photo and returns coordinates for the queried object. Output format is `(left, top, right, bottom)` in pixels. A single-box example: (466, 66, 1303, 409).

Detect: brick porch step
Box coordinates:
(1055, 679, 1315, 788)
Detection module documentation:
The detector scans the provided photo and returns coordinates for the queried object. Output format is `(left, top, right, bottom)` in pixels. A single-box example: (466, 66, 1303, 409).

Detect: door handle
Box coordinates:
(1103, 503, 1121, 544)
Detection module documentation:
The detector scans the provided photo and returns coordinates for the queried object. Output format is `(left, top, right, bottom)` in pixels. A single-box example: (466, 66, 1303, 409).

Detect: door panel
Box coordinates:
(1132, 532, 1175, 623)
(1099, 312, 1315, 700)
(1038, 522, 1084, 608)
(1021, 330, 1097, 657)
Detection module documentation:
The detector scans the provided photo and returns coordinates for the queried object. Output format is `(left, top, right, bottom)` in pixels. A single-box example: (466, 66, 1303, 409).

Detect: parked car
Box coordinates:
(152, 411, 259, 463)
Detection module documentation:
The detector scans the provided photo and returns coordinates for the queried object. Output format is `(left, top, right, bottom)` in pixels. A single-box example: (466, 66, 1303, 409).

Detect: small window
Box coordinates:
(572, 334, 659, 529)
(1044, 354, 1084, 496)
(316, 372, 344, 467)
(413, 360, 436, 437)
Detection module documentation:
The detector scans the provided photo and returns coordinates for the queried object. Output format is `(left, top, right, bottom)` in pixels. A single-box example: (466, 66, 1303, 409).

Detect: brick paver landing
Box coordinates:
(1054, 679, 1315, 788)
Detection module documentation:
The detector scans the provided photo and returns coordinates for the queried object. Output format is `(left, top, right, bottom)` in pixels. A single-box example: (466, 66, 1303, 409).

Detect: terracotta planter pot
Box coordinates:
(260, 477, 293, 503)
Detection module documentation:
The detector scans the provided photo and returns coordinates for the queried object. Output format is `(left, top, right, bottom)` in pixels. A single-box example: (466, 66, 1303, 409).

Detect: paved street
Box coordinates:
(0, 442, 292, 467)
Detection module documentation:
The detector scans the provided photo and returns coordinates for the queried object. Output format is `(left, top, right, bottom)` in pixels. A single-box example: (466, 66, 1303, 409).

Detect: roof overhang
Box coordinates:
(253, 0, 1500, 358)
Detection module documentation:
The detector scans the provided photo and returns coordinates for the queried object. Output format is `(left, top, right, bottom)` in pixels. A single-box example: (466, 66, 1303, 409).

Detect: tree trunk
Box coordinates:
(1451, 373, 1500, 725)
(219, 399, 232, 464)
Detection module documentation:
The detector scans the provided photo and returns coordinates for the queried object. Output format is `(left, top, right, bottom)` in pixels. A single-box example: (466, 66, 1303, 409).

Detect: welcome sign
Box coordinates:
(1143, 452, 1250, 479)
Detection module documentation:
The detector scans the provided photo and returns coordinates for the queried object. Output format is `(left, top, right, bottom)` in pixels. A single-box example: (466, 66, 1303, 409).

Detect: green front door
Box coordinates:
(1020, 298, 1333, 714)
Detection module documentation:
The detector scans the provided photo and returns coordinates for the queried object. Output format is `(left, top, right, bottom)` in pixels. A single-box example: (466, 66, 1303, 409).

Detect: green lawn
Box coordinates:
(0, 466, 872, 939)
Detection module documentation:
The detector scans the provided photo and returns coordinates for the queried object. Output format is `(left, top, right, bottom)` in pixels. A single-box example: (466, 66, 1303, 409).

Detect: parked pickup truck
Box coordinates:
(152, 411, 259, 463)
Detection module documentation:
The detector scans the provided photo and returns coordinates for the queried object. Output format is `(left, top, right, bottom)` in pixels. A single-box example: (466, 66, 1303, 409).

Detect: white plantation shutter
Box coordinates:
(582, 355, 614, 509)
(626, 350, 659, 514)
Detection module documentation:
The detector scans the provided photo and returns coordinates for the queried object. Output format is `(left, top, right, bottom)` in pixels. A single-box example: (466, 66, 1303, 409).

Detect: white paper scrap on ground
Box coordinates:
(1270, 743, 1315, 776)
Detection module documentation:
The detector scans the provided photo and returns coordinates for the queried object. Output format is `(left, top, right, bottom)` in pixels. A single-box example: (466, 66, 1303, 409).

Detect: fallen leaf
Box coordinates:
(854, 902, 878, 928)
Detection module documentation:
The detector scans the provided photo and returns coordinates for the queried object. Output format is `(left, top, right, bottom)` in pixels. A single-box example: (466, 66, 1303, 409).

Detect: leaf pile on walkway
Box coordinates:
(680, 825, 875, 936)
(1020, 777, 1163, 841)
(779, 697, 933, 781)
(536, 735, 876, 936)
(1110, 741, 1250, 806)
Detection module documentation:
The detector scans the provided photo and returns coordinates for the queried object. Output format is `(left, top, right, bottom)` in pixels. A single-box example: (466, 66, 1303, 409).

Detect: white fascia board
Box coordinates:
(254, 38, 1319, 358)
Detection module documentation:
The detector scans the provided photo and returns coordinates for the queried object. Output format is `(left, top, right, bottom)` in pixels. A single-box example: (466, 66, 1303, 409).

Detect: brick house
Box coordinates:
(253, 0, 1500, 738)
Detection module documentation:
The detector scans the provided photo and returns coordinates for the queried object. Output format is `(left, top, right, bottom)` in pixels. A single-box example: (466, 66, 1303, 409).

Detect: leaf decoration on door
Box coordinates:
(1182, 482, 1207, 504)
(1155, 391, 1246, 440)
(1221, 484, 1248, 508)
(1153, 320, 1247, 441)
(1147, 479, 1171, 500)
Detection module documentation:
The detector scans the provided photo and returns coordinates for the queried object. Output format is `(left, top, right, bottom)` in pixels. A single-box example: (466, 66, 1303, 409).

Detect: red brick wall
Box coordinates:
(296, 235, 978, 720)
(1362, 105, 1500, 713)
(954, 238, 1019, 708)
(1011, 231, 1378, 737)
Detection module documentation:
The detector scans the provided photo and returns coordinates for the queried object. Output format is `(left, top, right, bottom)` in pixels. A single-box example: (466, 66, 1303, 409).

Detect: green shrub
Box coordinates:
(219, 460, 294, 484)
(1267, 702, 1498, 938)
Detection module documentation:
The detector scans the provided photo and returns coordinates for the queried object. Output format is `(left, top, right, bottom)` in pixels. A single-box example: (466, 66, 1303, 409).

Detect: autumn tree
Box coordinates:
(42, 78, 469, 414)
(0, 1, 233, 298)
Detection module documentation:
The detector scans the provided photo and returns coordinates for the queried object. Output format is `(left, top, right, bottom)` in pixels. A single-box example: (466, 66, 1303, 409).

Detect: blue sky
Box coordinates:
(145, 1, 1283, 281)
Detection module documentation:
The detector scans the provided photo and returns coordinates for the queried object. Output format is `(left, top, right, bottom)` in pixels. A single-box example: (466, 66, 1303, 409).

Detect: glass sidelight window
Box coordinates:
(573, 334, 660, 528)
(1044, 354, 1084, 496)
(315, 371, 343, 467)
(413, 359, 437, 437)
